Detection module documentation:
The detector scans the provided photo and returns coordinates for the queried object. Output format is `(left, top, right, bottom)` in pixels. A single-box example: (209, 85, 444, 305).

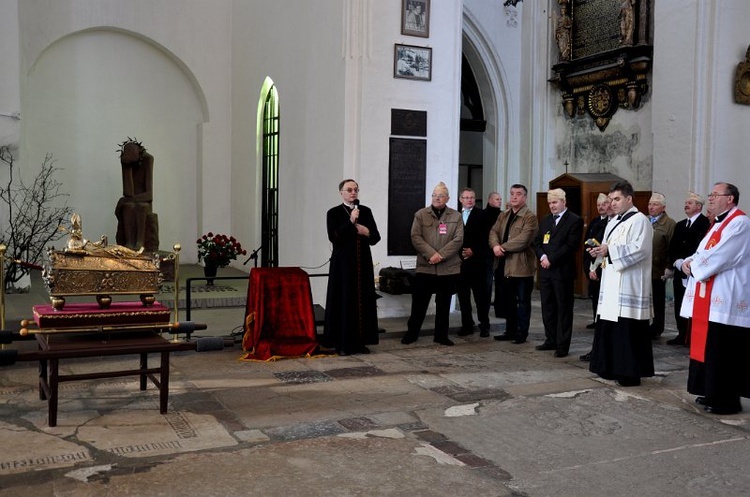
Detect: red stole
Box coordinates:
(690, 209, 745, 361)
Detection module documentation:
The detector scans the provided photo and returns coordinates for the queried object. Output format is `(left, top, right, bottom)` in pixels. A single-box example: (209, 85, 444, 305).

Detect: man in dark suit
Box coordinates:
(457, 188, 491, 337)
(582, 193, 611, 329)
(533, 188, 584, 357)
(666, 192, 710, 345)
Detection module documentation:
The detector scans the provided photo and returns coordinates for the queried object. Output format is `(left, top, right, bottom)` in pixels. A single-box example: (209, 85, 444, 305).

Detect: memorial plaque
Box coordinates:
(391, 109, 427, 137)
(572, 0, 622, 60)
(388, 138, 426, 255)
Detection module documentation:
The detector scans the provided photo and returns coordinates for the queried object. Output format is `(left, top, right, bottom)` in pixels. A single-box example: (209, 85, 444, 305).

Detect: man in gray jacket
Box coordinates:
(489, 184, 539, 344)
(402, 182, 464, 346)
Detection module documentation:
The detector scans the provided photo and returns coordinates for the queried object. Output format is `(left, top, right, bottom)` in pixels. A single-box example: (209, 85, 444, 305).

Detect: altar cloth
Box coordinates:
(241, 267, 319, 361)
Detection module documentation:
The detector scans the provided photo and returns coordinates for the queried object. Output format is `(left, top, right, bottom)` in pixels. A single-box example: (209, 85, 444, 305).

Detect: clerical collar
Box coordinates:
(343, 201, 355, 208)
(715, 209, 731, 223)
(432, 206, 446, 218)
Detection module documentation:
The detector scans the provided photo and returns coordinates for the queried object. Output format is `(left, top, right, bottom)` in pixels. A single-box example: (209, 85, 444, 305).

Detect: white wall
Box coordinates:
(231, 0, 463, 303)
(462, 0, 524, 201)
(17, 0, 233, 261)
(0, 0, 20, 148)
(653, 0, 750, 215)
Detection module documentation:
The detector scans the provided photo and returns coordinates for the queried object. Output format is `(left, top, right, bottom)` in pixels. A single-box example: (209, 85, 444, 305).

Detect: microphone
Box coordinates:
(353, 199, 360, 210)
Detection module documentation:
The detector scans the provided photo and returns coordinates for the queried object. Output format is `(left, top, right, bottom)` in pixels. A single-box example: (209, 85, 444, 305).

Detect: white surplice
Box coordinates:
(680, 207, 750, 328)
(597, 207, 653, 322)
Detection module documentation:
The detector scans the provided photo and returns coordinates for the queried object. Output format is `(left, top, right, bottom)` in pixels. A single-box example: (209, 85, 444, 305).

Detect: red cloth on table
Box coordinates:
(241, 267, 319, 360)
(33, 301, 171, 329)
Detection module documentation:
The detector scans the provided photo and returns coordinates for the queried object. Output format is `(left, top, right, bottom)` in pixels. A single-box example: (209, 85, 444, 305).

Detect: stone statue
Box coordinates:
(556, 4, 573, 62)
(619, 0, 635, 46)
(114, 138, 159, 253)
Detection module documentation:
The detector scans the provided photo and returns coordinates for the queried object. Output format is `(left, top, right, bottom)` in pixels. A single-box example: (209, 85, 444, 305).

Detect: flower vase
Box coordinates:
(203, 261, 219, 285)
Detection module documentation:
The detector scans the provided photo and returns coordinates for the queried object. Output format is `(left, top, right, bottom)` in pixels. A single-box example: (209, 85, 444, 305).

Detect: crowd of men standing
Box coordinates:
(326, 177, 749, 415)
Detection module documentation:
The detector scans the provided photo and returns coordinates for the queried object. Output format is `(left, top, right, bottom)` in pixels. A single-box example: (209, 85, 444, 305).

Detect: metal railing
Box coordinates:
(184, 272, 328, 322)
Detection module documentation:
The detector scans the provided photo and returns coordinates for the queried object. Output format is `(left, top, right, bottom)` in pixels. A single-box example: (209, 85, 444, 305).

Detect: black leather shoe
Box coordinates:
(479, 327, 490, 338)
(457, 327, 474, 337)
(337, 350, 349, 356)
(554, 351, 568, 358)
(536, 343, 556, 351)
(666, 337, 684, 345)
(616, 378, 641, 387)
(704, 405, 741, 415)
(401, 336, 418, 345)
(585, 322, 596, 329)
(511, 338, 526, 344)
(434, 338, 454, 346)
(695, 396, 709, 406)
(579, 352, 591, 362)
(494, 334, 513, 341)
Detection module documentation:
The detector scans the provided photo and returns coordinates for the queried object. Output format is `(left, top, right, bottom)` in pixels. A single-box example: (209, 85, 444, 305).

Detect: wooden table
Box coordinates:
(32, 332, 195, 427)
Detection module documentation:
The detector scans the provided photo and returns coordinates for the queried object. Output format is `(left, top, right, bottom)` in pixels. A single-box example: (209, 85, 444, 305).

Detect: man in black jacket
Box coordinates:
(457, 188, 491, 337)
(666, 192, 710, 345)
(533, 189, 583, 357)
(582, 193, 611, 329)
(483, 192, 504, 317)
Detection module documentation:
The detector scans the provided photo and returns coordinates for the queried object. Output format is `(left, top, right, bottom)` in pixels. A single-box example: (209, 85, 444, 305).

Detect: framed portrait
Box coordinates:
(401, 0, 430, 38)
(394, 44, 432, 82)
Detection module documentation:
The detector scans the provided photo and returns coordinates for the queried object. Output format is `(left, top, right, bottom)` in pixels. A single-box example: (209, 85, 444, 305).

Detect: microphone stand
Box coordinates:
(243, 245, 263, 267)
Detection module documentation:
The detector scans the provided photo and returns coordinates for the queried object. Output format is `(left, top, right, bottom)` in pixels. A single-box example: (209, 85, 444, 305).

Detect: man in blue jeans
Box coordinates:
(488, 184, 539, 344)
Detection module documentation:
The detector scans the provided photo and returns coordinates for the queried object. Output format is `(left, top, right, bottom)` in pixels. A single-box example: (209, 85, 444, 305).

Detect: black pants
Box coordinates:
(673, 278, 689, 342)
(457, 263, 490, 329)
(539, 275, 575, 353)
(405, 273, 459, 341)
(650, 278, 666, 337)
(502, 276, 533, 341)
(492, 260, 506, 318)
(687, 322, 750, 411)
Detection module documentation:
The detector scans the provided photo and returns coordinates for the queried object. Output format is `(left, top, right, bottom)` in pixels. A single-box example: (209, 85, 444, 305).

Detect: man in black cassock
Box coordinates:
(323, 179, 381, 355)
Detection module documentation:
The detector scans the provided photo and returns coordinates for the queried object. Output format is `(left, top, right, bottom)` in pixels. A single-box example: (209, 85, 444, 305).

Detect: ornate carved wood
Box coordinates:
(549, 0, 653, 131)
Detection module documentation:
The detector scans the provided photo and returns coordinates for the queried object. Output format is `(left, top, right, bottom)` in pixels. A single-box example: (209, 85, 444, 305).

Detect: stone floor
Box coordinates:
(0, 267, 748, 496)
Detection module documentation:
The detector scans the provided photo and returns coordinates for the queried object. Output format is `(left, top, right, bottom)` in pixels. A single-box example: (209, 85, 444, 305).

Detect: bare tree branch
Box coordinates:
(1, 146, 73, 290)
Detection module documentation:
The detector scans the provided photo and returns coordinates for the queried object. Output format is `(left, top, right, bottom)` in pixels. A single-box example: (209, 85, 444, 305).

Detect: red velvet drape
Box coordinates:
(241, 267, 319, 360)
(33, 302, 171, 329)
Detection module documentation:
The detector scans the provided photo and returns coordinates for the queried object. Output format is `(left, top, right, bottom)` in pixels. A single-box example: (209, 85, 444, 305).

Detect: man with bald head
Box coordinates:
(666, 192, 710, 346)
(647, 192, 676, 339)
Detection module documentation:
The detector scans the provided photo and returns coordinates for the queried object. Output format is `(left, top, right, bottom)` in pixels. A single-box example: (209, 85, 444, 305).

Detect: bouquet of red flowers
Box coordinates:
(197, 232, 247, 268)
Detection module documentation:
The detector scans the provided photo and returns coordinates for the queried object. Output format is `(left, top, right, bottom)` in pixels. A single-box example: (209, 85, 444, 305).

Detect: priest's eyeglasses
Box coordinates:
(707, 193, 730, 199)
(341, 188, 359, 193)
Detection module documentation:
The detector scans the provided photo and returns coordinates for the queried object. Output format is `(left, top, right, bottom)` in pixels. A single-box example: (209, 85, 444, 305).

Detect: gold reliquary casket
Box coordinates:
(42, 214, 163, 310)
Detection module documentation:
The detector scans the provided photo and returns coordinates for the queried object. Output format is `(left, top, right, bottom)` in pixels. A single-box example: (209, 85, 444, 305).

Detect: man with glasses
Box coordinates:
(489, 184, 538, 344)
(680, 182, 750, 415)
(587, 180, 654, 386)
(324, 179, 381, 356)
(402, 182, 463, 346)
(457, 188, 491, 337)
